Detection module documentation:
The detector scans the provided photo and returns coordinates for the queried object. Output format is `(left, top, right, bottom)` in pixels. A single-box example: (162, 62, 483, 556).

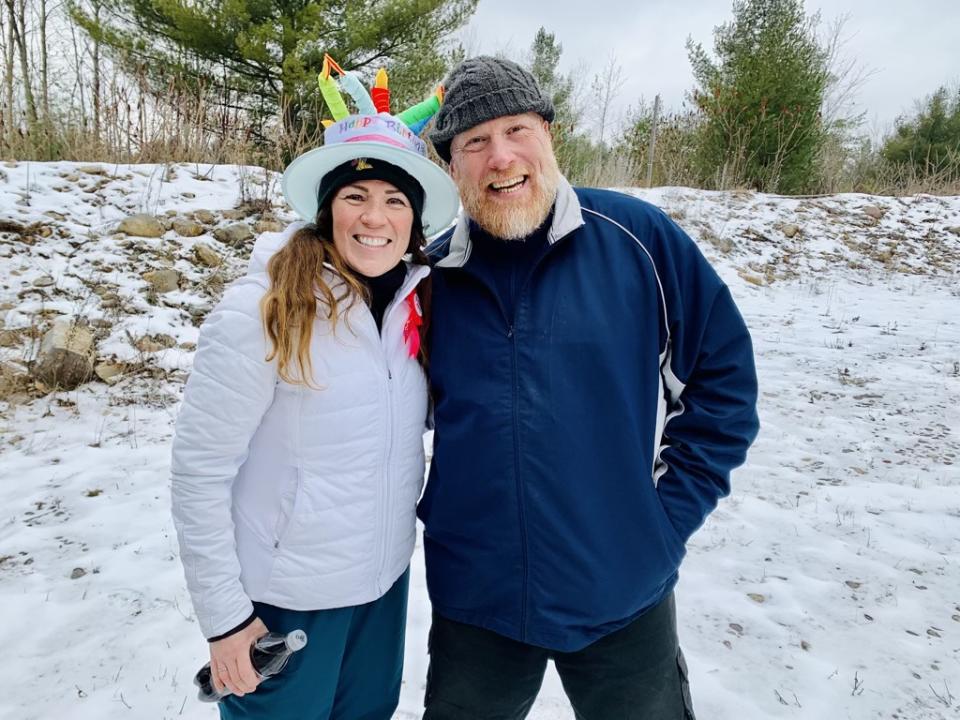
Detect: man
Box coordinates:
(418, 56, 759, 720)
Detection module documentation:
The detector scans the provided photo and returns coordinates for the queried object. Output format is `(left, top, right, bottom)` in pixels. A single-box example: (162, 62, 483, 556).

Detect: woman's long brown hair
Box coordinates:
(260, 203, 431, 386)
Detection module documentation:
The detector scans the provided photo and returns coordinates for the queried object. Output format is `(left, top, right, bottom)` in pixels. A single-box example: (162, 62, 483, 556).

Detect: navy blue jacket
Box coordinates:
(419, 181, 759, 652)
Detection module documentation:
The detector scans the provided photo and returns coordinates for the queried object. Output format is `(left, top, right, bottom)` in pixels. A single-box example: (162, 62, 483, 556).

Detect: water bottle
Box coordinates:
(194, 629, 308, 702)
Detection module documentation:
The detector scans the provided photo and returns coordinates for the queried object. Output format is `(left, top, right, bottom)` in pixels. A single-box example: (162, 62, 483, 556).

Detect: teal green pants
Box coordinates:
(220, 569, 409, 720)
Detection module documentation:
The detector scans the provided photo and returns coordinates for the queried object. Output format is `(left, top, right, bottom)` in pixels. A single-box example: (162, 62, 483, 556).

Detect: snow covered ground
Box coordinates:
(1, 162, 958, 719)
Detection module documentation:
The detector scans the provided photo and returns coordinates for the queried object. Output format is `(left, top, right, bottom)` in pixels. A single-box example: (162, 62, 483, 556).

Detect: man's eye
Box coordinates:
(508, 125, 527, 135)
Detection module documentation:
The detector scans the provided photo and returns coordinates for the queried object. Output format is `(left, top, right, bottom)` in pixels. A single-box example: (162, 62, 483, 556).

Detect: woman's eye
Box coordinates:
(387, 197, 408, 206)
(342, 193, 364, 202)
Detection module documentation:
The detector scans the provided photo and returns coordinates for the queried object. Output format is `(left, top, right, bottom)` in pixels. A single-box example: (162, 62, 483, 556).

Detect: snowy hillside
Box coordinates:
(1, 161, 958, 720)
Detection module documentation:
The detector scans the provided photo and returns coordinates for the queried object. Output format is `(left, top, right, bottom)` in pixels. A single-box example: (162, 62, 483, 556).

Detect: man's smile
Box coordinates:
(489, 176, 528, 193)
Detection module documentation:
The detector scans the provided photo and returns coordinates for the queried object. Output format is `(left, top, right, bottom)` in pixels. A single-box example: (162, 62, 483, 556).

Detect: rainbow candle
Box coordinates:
(317, 56, 349, 121)
(371, 68, 390, 114)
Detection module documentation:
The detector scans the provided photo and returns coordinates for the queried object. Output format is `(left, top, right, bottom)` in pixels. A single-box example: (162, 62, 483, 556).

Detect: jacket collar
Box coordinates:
(396, 262, 431, 298)
(435, 175, 584, 269)
(320, 260, 429, 300)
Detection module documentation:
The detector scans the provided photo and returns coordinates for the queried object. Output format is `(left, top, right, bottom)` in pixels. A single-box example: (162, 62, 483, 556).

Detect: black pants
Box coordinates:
(423, 592, 695, 720)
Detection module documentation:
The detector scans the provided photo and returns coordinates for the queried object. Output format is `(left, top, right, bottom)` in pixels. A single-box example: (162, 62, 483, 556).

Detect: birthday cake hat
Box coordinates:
(282, 53, 458, 235)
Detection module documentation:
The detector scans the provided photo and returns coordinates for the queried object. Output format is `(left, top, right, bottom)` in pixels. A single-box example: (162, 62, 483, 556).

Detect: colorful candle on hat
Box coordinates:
(398, 86, 443, 127)
(371, 68, 390, 114)
(317, 56, 349, 121)
(339, 71, 377, 116)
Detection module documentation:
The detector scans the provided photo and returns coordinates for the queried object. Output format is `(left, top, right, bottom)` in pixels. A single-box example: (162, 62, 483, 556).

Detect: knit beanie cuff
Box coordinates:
(429, 56, 555, 163)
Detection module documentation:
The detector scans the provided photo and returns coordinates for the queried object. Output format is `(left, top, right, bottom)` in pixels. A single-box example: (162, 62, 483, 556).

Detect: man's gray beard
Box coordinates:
(458, 159, 561, 241)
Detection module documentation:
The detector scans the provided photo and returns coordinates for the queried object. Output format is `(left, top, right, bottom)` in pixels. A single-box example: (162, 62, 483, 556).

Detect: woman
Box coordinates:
(170, 103, 459, 720)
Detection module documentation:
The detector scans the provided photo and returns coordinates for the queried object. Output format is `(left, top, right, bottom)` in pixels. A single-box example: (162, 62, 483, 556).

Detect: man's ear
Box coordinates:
(542, 120, 555, 147)
(448, 157, 460, 181)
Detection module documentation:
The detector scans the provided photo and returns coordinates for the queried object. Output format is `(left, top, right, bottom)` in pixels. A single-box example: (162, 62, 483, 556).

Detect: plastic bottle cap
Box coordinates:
(285, 630, 308, 651)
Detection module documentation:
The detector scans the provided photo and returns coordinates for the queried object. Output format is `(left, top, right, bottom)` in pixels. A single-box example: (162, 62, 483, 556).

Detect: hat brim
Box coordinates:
(282, 142, 460, 237)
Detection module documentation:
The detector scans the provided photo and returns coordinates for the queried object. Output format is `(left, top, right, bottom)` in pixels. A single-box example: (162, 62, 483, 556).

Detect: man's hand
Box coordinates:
(209, 617, 269, 697)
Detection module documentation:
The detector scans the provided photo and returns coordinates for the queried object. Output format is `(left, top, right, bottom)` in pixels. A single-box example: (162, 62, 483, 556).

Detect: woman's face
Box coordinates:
(331, 179, 414, 277)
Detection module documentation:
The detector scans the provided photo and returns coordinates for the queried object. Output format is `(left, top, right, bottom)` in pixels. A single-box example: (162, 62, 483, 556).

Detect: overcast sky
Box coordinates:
(459, 0, 960, 139)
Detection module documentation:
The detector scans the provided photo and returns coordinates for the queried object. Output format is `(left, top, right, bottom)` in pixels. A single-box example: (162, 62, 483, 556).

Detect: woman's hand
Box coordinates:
(209, 617, 269, 697)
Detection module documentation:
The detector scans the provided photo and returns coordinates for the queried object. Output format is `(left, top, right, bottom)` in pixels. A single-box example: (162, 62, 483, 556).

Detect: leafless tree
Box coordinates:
(591, 53, 625, 147)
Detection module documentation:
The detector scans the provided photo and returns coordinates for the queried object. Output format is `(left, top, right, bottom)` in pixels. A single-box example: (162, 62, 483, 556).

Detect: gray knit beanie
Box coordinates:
(429, 56, 555, 163)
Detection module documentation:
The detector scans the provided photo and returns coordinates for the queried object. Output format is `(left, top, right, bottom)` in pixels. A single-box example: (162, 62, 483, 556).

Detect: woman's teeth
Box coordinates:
(355, 235, 390, 247)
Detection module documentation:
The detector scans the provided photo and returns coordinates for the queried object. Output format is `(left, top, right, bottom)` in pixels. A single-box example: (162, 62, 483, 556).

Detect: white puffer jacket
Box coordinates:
(171, 232, 429, 639)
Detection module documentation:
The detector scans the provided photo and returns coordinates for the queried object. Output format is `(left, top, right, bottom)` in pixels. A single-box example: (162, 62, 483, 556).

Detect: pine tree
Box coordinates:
(882, 86, 960, 179)
(527, 27, 582, 176)
(69, 0, 477, 147)
(687, 0, 829, 193)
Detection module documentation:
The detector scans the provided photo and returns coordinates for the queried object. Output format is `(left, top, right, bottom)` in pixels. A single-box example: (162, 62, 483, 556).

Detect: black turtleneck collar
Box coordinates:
(468, 210, 553, 258)
(356, 261, 407, 333)
(466, 211, 554, 320)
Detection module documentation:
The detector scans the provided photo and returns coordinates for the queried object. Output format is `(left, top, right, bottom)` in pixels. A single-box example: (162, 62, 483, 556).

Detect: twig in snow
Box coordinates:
(852, 671, 865, 696)
(172, 596, 191, 621)
(930, 681, 954, 708)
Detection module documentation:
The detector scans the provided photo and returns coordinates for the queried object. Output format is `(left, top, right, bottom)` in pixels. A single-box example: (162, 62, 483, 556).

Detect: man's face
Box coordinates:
(449, 112, 560, 240)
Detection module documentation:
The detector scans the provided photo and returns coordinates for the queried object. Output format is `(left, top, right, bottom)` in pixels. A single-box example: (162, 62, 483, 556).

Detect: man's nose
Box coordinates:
(485, 134, 515, 170)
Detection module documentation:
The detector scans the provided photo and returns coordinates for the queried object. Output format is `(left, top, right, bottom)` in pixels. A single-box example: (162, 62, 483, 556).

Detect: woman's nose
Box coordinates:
(360, 203, 386, 225)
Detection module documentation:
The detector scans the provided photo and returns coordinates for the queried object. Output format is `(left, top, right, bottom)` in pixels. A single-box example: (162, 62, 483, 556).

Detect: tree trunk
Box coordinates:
(92, 0, 101, 137)
(5, 0, 37, 131)
(3, 2, 15, 143)
(39, 0, 49, 124)
(69, 20, 86, 128)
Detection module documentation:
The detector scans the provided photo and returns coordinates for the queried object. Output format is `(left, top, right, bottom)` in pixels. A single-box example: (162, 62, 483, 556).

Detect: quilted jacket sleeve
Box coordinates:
(170, 276, 277, 639)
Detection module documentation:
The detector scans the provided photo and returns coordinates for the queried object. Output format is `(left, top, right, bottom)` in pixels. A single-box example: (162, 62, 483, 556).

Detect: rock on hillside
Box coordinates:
(0, 161, 291, 398)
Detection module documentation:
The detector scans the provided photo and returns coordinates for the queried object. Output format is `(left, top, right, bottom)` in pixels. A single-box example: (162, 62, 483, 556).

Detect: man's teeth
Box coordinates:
(490, 177, 526, 192)
(355, 235, 390, 247)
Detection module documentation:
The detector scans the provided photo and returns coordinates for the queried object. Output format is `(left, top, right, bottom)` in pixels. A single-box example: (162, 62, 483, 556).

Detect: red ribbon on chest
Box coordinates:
(402, 291, 422, 358)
